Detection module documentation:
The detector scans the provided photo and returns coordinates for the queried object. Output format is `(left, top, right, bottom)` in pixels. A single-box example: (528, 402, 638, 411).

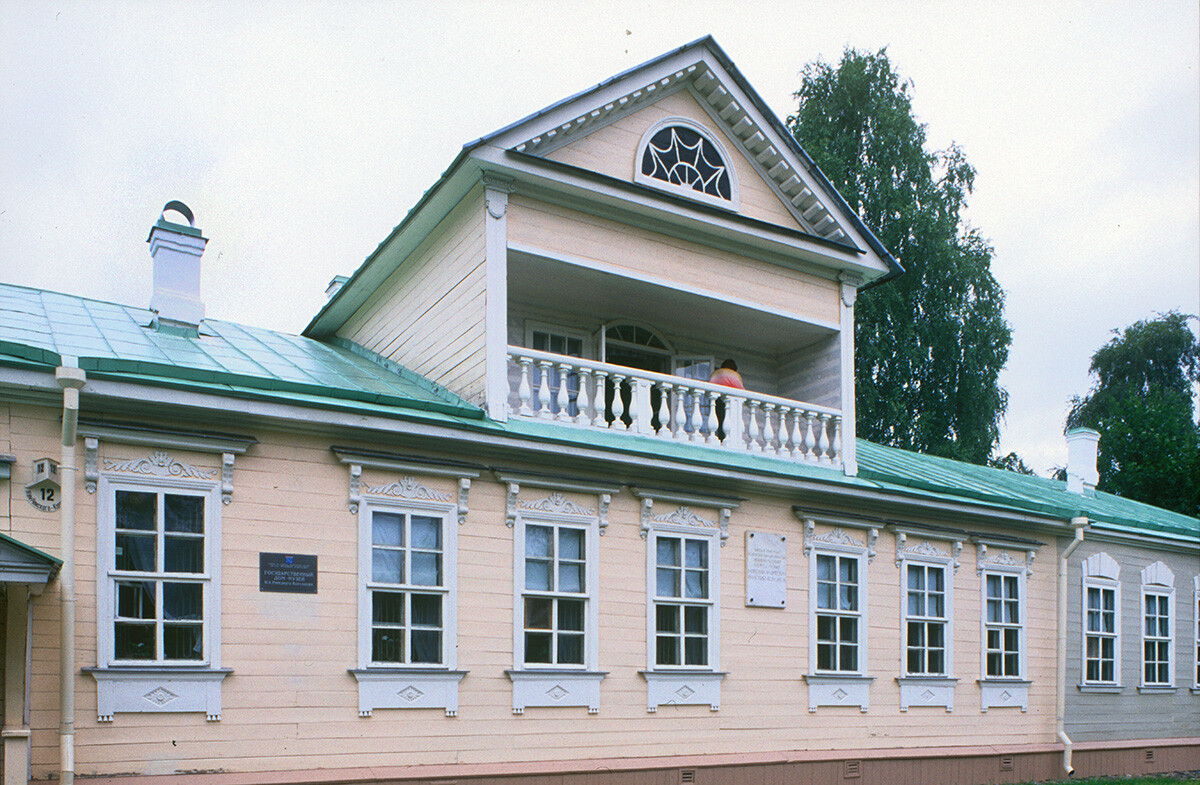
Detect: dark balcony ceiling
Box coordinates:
(508, 251, 836, 355)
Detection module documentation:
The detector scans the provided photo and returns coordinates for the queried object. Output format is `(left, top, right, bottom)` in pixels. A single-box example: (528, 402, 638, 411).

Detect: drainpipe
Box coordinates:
(1057, 516, 1088, 777)
(56, 361, 86, 785)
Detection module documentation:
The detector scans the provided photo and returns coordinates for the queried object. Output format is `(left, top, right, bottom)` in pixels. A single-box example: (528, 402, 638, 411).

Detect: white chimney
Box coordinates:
(1065, 427, 1100, 495)
(148, 201, 207, 330)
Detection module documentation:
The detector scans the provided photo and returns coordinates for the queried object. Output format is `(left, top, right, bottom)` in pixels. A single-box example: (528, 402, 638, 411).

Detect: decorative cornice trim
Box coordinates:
(890, 525, 963, 572)
(972, 535, 1039, 576)
(798, 513, 877, 562)
(633, 487, 737, 544)
(363, 476, 453, 503)
(334, 449, 479, 516)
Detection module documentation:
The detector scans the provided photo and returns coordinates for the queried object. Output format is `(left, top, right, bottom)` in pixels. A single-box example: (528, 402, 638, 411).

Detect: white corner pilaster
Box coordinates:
(483, 173, 514, 423)
(838, 273, 860, 476)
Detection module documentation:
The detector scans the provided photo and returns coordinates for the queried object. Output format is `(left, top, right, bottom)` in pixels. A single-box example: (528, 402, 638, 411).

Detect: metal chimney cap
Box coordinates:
(151, 200, 204, 238)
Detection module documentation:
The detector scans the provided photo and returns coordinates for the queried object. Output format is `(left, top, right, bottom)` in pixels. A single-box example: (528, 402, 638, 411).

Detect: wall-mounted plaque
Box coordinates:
(259, 552, 318, 594)
(745, 531, 786, 607)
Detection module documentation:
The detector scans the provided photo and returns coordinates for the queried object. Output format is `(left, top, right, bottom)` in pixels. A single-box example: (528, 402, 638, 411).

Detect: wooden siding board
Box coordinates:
(507, 196, 839, 326)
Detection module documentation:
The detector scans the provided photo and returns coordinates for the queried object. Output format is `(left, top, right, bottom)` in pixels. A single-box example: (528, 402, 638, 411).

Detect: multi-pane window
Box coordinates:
(654, 535, 711, 667)
(984, 573, 1022, 677)
(523, 522, 587, 666)
(368, 510, 446, 665)
(112, 488, 208, 662)
(1194, 584, 1200, 688)
(815, 553, 861, 673)
(1143, 591, 1172, 685)
(905, 564, 946, 676)
(1084, 585, 1118, 683)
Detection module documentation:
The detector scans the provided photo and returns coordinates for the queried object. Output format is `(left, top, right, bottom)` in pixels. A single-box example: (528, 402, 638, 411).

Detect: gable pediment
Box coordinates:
(486, 43, 867, 253)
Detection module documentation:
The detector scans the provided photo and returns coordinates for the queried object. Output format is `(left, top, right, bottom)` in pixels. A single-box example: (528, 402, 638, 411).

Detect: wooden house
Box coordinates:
(0, 37, 1195, 785)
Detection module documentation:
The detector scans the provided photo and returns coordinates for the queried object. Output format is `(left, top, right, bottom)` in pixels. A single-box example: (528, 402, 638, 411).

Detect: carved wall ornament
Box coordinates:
(104, 452, 218, 481)
(893, 531, 961, 571)
(364, 476, 452, 503)
(457, 478, 471, 526)
(518, 492, 595, 517)
(654, 505, 716, 530)
(348, 464, 363, 514)
(85, 436, 99, 493)
(802, 518, 877, 562)
(639, 497, 730, 543)
(505, 483, 520, 528)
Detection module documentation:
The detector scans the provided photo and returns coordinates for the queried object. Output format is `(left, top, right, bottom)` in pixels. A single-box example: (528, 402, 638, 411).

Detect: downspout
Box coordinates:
(1057, 516, 1088, 777)
(56, 361, 86, 785)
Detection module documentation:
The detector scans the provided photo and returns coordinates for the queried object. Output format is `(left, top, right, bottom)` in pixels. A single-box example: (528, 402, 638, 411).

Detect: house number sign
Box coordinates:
(259, 553, 318, 594)
(745, 531, 786, 608)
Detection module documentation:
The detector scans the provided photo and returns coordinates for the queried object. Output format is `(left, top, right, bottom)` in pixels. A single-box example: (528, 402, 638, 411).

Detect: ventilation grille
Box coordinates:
(843, 759, 862, 779)
(999, 755, 1014, 772)
(680, 769, 697, 783)
(1145, 748, 1156, 763)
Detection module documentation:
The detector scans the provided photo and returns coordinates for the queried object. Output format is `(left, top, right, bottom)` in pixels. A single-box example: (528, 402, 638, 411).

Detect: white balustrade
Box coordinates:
(506, 347, 842, 467)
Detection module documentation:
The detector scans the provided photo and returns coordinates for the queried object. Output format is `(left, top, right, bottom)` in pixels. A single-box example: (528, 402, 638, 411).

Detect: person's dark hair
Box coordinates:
(720, 359, 738, 371)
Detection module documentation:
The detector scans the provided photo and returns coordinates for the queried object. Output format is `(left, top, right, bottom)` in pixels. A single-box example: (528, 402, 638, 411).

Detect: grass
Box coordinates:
(1023, 777, 1200, 784)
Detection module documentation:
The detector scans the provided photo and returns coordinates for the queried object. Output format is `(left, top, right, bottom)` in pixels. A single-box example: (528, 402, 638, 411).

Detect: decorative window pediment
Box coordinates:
(635, 118, 739, 209)
(332, 448, 479, 525)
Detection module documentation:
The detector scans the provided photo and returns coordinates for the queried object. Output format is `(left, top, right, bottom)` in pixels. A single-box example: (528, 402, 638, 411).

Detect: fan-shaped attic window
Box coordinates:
(635, 118, 739, 209)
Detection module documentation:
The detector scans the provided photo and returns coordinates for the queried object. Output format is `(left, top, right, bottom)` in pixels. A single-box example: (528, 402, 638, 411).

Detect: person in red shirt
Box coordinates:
(708, 359, 744, 440)
(709, 359, 745, 389)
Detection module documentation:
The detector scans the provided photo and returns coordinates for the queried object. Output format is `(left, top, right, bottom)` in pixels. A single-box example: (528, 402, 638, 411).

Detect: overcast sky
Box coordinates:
(2, 1, 1197, 475)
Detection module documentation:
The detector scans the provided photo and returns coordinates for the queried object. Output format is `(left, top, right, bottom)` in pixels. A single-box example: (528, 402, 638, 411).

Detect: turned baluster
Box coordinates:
(591, 370, 609, 428)
(804, 412, 818, 462)
(610, 373, 627, 431)
(817, 413, 831, 464)
(673, 385, 688, 441)
(517, 356, 534, 417)
(690, 388, 704, 443)
(830, 416, 841, 465)
(744, 400, 760, 452)
(555, 362, 573, 422)
(536, 360, 554, 419)
(788, 407, 803, 461)
(705, 391, 721, 445)
(575, 367, 592, 426)
(657, 382, 673, 439)
(762, 403, 777, 455)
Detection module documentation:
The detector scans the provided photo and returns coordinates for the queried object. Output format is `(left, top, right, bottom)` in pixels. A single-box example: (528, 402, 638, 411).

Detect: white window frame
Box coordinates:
(524, 321, 592, 360)
(352, 496, 462, 714)
(502, 474, 615, 715)
(1140, 561, 1175, 691)
(799, 515, 877, 713)
(1192, 576, 1199, 693)
(893, 527, 960, 712)
(1080, 552, 1122, 689)
(981, 569, 1025, 680)
(974, 538, 1036, 712)
(636, 488, 734, 713)
(634, 116, 741, 210)
(91, 471, 228, 721)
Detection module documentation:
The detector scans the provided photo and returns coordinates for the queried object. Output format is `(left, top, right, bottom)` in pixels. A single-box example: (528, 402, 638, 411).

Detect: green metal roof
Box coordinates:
(0, 283, 480, 419)
(0, 282, 1193, 546)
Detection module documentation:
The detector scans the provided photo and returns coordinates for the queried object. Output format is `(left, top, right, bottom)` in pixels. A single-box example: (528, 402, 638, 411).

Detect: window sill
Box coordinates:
(640, 670, 726, 712)
(348, 668, 467, 717)
(83, 666, 232, 722)
(1077, 683, 1125, 694)
(506, 669, 607, 714)
(803, 673, 874, 713)
(977, 678, 1031, 712)
(896, 676, 957, 712)
(1137, 685, 1178, 694)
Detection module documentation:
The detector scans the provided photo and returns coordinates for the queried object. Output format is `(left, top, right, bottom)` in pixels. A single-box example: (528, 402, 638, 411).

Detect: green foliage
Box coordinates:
(1066, 312, 1200, 516)
(788, 48, 1011, 465)
(989, 451, 1035, 476)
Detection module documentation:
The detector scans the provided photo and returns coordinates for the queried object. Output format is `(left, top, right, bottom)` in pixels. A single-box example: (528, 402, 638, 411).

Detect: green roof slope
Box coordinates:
(856, 440, 1198, 543)
(1, 282, 1193, 546)
(0, 282, 480, 419)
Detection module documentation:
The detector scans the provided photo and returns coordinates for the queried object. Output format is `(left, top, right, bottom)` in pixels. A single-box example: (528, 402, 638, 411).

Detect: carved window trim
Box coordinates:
(91, 472, 226, 721)
(631, 487, 734, 713)
(1080, 552, 1122, 687)
(1140, 561, 1175, 690)
(635, 117, 740, 210)
(496, 472, 618, 713)
(332, 448, 478, 525)
(80, 422, 254, 505)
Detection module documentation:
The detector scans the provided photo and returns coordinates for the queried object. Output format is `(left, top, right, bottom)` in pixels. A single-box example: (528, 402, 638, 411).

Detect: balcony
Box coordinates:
(506, 346, 844, 467)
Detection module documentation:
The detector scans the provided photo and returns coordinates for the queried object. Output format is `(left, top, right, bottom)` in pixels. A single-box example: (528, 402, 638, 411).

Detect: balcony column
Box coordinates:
(483, 174, 515, 422)
(838, 273, 860, 475)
